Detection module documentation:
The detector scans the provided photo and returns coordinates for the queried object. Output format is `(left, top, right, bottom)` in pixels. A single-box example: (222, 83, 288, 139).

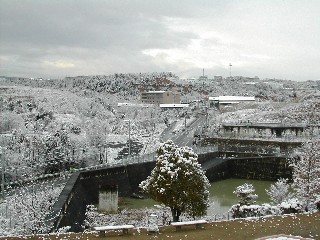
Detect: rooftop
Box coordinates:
(144, 91, 166, 94)
(209, 96, 255, 101)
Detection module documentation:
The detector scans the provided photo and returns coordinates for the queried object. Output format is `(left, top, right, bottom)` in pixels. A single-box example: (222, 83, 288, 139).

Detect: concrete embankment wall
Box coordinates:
(204, 156, 292, 182)
(46, 162, 156, 232)
(229, 157, 292, 181)
(47, 153, 292, 232)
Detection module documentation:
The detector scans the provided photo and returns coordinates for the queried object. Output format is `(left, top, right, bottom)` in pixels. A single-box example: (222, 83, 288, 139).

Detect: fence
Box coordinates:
(207, 212, 232, 222)
(72, 145, 220, 171)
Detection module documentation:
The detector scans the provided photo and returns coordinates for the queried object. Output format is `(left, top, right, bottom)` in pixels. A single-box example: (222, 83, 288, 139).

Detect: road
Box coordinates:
(161, 114, 206, 148)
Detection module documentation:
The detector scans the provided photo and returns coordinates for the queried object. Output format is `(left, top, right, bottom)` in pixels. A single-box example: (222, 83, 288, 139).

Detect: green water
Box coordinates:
(207, 178, 273, 215)
(121, 178, 274, 215)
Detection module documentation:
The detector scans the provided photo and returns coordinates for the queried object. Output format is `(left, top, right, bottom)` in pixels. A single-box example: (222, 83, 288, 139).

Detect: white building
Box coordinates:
(159, 103, 189, 109)
(209, 96, 255, 108)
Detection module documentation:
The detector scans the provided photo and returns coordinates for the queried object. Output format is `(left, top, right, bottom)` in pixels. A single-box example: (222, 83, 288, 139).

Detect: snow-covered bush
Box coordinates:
(259, 203, 282, 216)
(230, 203, 281, 218)
(56, 226, 71, 233)
(279, 198, 303, 214)
(83, 204, 172, 229)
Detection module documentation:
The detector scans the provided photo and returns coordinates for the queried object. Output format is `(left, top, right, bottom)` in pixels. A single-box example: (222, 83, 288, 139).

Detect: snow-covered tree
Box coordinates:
(230, 183, 258, 218)
(233, 183, 258, 206)
(291, 141, 320, 211)
(139, 140, 210, 222)
(42, 129, 73, 174)
(0, 180, 64, 236)
(266, 178, 294, 204)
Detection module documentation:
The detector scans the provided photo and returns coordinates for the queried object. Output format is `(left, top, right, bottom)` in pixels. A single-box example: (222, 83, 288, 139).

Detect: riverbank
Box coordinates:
(3, 212, 320, 240)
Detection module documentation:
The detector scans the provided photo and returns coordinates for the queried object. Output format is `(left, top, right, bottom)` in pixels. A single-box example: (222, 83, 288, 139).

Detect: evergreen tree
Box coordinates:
(139, 140, 210, 222)
(230, 183, 258, 218)
(233, 183, 258, 206)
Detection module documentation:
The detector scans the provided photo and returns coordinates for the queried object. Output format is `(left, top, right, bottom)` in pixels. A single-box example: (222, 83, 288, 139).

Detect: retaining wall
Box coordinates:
(46, 153, 292, 232)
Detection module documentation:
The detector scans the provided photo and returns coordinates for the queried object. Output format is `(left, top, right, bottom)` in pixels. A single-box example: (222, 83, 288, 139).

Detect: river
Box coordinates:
(120, 178, 274, 215)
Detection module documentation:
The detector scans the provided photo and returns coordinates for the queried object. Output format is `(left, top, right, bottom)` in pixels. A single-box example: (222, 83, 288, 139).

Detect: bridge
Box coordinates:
(222, 122, 319, 138)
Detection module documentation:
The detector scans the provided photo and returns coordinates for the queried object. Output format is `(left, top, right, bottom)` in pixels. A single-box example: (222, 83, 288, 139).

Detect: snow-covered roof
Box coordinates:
(159, 104, 189, 108)
(209, 96, 255, 101)
(209, 97, 219, 101)
(145, 91, 166, 94)
(243, 82, 257, 85)
(117, 102, 152, 107)
(219, 101, 240, 104)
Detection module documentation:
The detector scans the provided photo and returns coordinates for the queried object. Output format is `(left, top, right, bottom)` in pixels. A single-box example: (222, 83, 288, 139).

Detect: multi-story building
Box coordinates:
(141, 91, 181, 105)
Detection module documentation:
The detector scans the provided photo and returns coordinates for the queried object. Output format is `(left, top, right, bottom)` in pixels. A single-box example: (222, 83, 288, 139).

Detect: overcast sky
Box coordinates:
(0, 0, 319, 81)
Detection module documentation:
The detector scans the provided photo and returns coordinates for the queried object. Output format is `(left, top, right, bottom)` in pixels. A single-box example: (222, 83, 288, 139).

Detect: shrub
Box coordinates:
(230, 203, 281, 218)
(279, 198, 303, 214)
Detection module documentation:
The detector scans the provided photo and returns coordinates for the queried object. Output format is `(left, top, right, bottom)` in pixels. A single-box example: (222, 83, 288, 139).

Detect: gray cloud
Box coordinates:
(0, 0, 319, 80)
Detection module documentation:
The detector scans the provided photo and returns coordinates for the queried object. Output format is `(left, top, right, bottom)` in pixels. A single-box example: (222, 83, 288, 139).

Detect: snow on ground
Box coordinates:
(256, 235, 312, 240)
(107, 134, 128, 144)
(84, 205, 172, 229)
(84, 201, 227, 230)
(0, 178, 66, 236)
(172, 116, 197, 134)
(54, 113, 82, 125)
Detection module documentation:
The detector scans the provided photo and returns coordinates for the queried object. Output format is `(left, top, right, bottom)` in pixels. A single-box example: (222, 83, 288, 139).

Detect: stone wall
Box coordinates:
(229, 156, 292, 181)
(204, 159, 231, 182)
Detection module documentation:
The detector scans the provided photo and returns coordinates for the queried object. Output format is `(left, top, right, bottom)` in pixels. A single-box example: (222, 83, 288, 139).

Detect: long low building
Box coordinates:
(159, 103, 189, 109)
(209, 96, 255, 107)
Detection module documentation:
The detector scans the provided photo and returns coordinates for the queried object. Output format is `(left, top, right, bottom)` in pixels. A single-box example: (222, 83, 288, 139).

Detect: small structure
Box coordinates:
(98, 185, 118, 213)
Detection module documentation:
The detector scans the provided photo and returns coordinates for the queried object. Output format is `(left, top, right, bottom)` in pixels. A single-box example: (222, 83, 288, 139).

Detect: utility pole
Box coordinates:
(0, 147, 4, 201)
(229, 63, 232, 78)
(205, 106, 208, 127)
(128, 120, 131, 158)
(124, 120, 131, 159)
(105, 136, 108, 165)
